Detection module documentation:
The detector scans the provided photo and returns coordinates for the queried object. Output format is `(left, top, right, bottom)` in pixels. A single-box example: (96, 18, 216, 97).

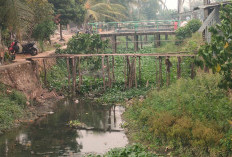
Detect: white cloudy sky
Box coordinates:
(166, 0, 178, 10)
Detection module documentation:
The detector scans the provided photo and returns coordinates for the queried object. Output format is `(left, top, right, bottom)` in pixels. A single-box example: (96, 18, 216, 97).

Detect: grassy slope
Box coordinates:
(0, 84, 26, 132)
(124, 74, 232, 156)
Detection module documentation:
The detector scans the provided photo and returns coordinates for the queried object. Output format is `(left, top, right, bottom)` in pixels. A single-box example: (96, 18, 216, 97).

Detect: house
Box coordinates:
(194, 1, 232, 43)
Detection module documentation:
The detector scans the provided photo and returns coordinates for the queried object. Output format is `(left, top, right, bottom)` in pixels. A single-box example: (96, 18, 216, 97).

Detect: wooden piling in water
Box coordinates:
(66, 57, 71, 90)
(72, 57, 77, 95)
(177, 57, 182, 79)
(43, 59, 47, 86)
(78, 57, 82, 90)
(102, 56, 106, 91)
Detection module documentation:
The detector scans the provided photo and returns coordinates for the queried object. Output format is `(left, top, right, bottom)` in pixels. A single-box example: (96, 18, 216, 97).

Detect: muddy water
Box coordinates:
(0, 99, 128, 157)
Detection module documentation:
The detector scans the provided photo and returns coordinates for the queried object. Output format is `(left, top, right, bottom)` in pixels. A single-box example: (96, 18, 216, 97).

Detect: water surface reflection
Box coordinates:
(0, 99, 128, 157)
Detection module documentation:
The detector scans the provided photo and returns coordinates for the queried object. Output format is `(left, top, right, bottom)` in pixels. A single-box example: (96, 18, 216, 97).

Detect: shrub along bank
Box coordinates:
(0, 83, 26, 132)
(124, 74, 232, 156)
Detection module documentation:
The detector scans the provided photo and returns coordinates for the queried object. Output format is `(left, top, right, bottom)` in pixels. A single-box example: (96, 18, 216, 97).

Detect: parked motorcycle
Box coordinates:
(8, 41, 38, 59)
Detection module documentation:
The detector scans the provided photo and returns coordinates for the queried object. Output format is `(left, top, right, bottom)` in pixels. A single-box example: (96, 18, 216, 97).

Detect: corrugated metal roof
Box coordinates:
(194, 1, 231, 10)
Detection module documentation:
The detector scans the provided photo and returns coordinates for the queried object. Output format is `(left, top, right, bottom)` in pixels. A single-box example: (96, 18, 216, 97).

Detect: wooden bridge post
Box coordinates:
(157, 34, 161, 47)
(107, 56, 112, 88)
(165, 56, 172, 86)
(139, 57, 141, 83)
(134, 35, 139, 52)
(177, 57, 182, 79)
(126, 36, 129, 50)
(78, 57, 82, 91)
(155, 57, 158, 87)
(124, 56, 127, 89)
(158, 56, 163, 90)
(66, 57, 71, 90)
(134, 56, 137, 88)
(191, 57, 196, 79)
(72, 57, 77, 95)
(112, 56, 115, 83)
(140, 35, 143, 49)
(165, 34, 168, 40)
(112, 35, 117, 53)
(102, 56, 106, 91)
(42, 59, 47, 87)
(153, 35, 156, 48)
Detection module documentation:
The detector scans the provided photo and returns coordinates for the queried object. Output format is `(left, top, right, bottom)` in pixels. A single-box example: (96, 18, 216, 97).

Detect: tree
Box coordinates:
(198, 3, 232, 89)
(48, 0, 85, 40)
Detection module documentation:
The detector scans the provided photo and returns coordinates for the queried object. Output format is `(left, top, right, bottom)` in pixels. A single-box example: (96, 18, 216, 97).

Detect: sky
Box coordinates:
(166, 0, 178, 10)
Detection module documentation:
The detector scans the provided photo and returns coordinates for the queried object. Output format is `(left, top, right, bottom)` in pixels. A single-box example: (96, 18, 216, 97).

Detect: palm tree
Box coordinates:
(84, 0, 127, 23)
(0, 0, 34, 42)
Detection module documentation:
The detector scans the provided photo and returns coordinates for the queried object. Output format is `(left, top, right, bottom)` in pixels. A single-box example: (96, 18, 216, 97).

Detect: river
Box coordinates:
(0, 98, 128, 157)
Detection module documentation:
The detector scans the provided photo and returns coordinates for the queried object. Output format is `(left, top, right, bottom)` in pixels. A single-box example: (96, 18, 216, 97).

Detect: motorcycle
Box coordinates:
(8, 41, 38, 60)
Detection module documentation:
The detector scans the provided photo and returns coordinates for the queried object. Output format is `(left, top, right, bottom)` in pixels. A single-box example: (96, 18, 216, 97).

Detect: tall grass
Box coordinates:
(124, 74, 232, 156)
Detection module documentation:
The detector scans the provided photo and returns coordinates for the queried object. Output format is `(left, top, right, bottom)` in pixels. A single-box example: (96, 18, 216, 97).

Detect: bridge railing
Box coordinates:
(88, 20, 182, 34)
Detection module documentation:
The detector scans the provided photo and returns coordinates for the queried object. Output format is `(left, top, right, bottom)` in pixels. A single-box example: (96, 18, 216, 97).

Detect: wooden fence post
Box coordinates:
(102, 56, 106, 91)
(155, 57, 158, 87)
(177, 57, 182, 79)
(72, 57, 77, 95)
(157, 34, 161, 47)
(43, 59, 47, 86)
(139, 56, 141, 83)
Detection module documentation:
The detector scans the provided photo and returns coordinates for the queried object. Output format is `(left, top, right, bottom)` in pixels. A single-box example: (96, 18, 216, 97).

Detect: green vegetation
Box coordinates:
(124, 74, 232, 156)
(176, 19, 202, 44)
(0, 83, 26, 131)
(86, 144, 157, 157)
(198, 3, 232, 89)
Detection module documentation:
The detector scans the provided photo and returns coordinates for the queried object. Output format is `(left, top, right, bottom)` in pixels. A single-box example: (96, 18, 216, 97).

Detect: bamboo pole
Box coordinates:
(66, 57, 71, 90)
(102, 56, 106, 91)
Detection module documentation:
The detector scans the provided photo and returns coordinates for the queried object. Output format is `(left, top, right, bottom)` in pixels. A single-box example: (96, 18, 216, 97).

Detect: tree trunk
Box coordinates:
(60, 24, 64, 41)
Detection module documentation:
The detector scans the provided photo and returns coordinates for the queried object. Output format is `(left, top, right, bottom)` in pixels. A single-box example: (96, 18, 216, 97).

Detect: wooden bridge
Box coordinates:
(88, 20, 181, 53)
(27, 52, 196, 95)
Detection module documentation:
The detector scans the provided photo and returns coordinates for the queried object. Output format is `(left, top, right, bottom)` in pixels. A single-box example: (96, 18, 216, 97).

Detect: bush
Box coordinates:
(176, 19, 202, 44)
(124, 74, 232, 156)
